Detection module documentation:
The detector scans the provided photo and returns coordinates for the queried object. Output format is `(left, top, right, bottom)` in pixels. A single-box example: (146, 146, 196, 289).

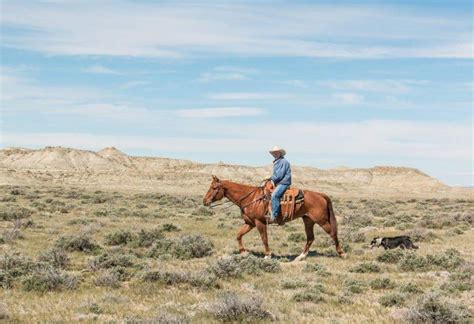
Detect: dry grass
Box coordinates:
(0, 185, 473, 322)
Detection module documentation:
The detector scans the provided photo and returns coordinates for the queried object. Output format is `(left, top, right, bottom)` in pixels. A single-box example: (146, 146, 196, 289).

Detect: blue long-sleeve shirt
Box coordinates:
(271, 157, 292, 185)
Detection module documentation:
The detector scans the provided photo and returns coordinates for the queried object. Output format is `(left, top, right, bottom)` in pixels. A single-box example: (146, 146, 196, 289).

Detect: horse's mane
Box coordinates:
(222, 180, 258, 190)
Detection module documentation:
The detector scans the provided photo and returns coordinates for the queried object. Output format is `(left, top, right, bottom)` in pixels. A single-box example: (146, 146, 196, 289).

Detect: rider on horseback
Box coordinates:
(266, 146, 292, 224)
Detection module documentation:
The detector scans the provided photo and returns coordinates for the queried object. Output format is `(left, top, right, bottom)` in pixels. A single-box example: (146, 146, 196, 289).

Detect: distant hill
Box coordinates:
(0, 146, 470, 198)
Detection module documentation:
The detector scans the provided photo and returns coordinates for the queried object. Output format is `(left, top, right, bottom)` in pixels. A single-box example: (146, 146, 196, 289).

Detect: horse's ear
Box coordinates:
(212, 175, 220, 182)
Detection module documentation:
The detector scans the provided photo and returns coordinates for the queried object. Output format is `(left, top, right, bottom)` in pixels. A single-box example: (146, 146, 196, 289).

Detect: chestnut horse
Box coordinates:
(203, 176, 344, 260)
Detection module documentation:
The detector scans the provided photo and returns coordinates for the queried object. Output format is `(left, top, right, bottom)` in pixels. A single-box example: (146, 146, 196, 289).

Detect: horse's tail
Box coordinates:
(325, 196, 337, 238)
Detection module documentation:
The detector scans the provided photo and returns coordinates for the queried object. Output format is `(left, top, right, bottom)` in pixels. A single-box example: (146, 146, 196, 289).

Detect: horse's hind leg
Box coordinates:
(320, 222, 344, 257)
(295, 216, 315, 261)
(236, 223, 254, 254)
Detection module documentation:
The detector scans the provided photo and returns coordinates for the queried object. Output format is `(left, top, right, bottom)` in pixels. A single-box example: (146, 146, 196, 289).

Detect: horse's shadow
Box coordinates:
(234, 250, 339, 261)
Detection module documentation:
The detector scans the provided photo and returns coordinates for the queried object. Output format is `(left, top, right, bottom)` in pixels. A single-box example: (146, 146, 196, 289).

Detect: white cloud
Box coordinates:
(1, 2, 471, 58)
(198, 72, 248, 83)
(1, 132, 258, 153)
(197, 66, 256, 82)
(119, 80, 149, 89)
(0, 67, 156, 120)
(319, 79, 429, 94)
(3, 120, 471, 161)
(278, 80, 307, 88)
(176, 107, 263, 118)
(213, 66, 257, 74)
(207, 92, 290, 100)
(82, 65, 120, 75)
(0, 67, 103, 104)
(333, 93, 364, 105)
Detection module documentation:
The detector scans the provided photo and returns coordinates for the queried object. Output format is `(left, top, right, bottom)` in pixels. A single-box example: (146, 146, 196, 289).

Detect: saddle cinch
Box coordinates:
(268, 187, 305, 222)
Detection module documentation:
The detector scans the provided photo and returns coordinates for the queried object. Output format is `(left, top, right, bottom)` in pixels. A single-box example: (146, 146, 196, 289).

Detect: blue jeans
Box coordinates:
(271, 184, 289, 221)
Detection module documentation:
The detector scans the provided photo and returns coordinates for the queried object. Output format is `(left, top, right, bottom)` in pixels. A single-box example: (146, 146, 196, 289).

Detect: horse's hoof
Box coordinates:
(339, 253, 347, 259)
(264, 255, 272, 260)
(294, 253, 307, 262)
(240, 250, 249, 256)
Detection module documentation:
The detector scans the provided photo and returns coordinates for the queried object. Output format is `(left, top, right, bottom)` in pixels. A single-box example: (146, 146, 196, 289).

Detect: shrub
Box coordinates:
(131, 229, 163, 248)
(405, 292, 472, 323)
(142, 269, 217, 288)
(400, 282, 423, 294)
(344, 279, 366, 294)
(83, 301, 103, 315)
(337, 294, 353, 305)
(0, 302, 7, 320)
(340, 228, 366, 243)
(0, 206, 33, 221)
(209, 255, 281, 278)
(125, 313, 189, 324)
(370, 278, 394, 290)
(398, 253, 428, 271)
(350, 262, 381, 273)
(67, 219, 93, 225)
(281, 279, 306, 289)
(288, 233, 306, 242)
(161, 223, 180, 232)
(21, 266, 77, 292)
(93, 195, 108, 204)
(38, 248, 69, 269)
(303, 263, 330, 277)
(425, 248, 464, 270)
(88, 252, 134, 270)
(379, 293, 405, 307)
(55, 235, 100, 253)
(10, 188, 22, 195)
(341, 214, 373, 228)
(0, 253, 36, 285)
(459, 212, 473, 225)
(104, 230, 134, 246)
(192, 206, 214, 217)
(210, 256, 241, 278)
(208, 292, 270, 321)
(292, 290, 323, 303)
(398, 250, 464, 272)
(2, 220, 23, 242)
(376, 249, 404, 264)
(441, 271, 472, 293)
(148, 235, 213, 260)
(94, 268, 126, 288)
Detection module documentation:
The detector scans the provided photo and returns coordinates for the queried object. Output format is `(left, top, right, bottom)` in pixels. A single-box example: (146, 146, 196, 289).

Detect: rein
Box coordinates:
(209, 185, 265, 211)
(209, 200, 234, 209)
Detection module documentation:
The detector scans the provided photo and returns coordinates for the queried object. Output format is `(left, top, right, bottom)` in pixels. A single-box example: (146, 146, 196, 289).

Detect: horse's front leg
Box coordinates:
(255, 220, 271, 258)
(236, 223, 254, 253)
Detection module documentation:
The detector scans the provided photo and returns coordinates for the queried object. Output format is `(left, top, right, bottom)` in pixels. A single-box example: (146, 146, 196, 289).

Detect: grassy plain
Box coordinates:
(1, 185, 473, 323)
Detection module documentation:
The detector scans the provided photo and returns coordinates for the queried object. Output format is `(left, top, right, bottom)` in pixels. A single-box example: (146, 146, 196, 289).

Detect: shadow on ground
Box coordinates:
(232, 250, 339, 261)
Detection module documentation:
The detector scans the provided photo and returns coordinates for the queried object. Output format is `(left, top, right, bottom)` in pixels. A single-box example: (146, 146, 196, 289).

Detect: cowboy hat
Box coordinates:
(269, 146, 286, 156)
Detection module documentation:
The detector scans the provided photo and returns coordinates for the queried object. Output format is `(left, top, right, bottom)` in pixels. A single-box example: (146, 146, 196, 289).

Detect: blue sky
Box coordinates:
(0, 0, 472, 186)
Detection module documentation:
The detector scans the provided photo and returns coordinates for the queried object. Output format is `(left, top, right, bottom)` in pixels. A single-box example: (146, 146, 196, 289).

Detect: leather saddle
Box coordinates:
(265, 185, 305, 223)
(282, 188, 304, 202)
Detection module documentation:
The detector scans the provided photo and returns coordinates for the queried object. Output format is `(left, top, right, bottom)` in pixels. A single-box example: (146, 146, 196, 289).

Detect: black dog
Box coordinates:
(370, 236, 418, 250)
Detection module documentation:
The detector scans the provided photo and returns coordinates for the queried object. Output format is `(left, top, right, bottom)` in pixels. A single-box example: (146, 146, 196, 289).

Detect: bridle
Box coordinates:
(208, 181, 268, 212)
